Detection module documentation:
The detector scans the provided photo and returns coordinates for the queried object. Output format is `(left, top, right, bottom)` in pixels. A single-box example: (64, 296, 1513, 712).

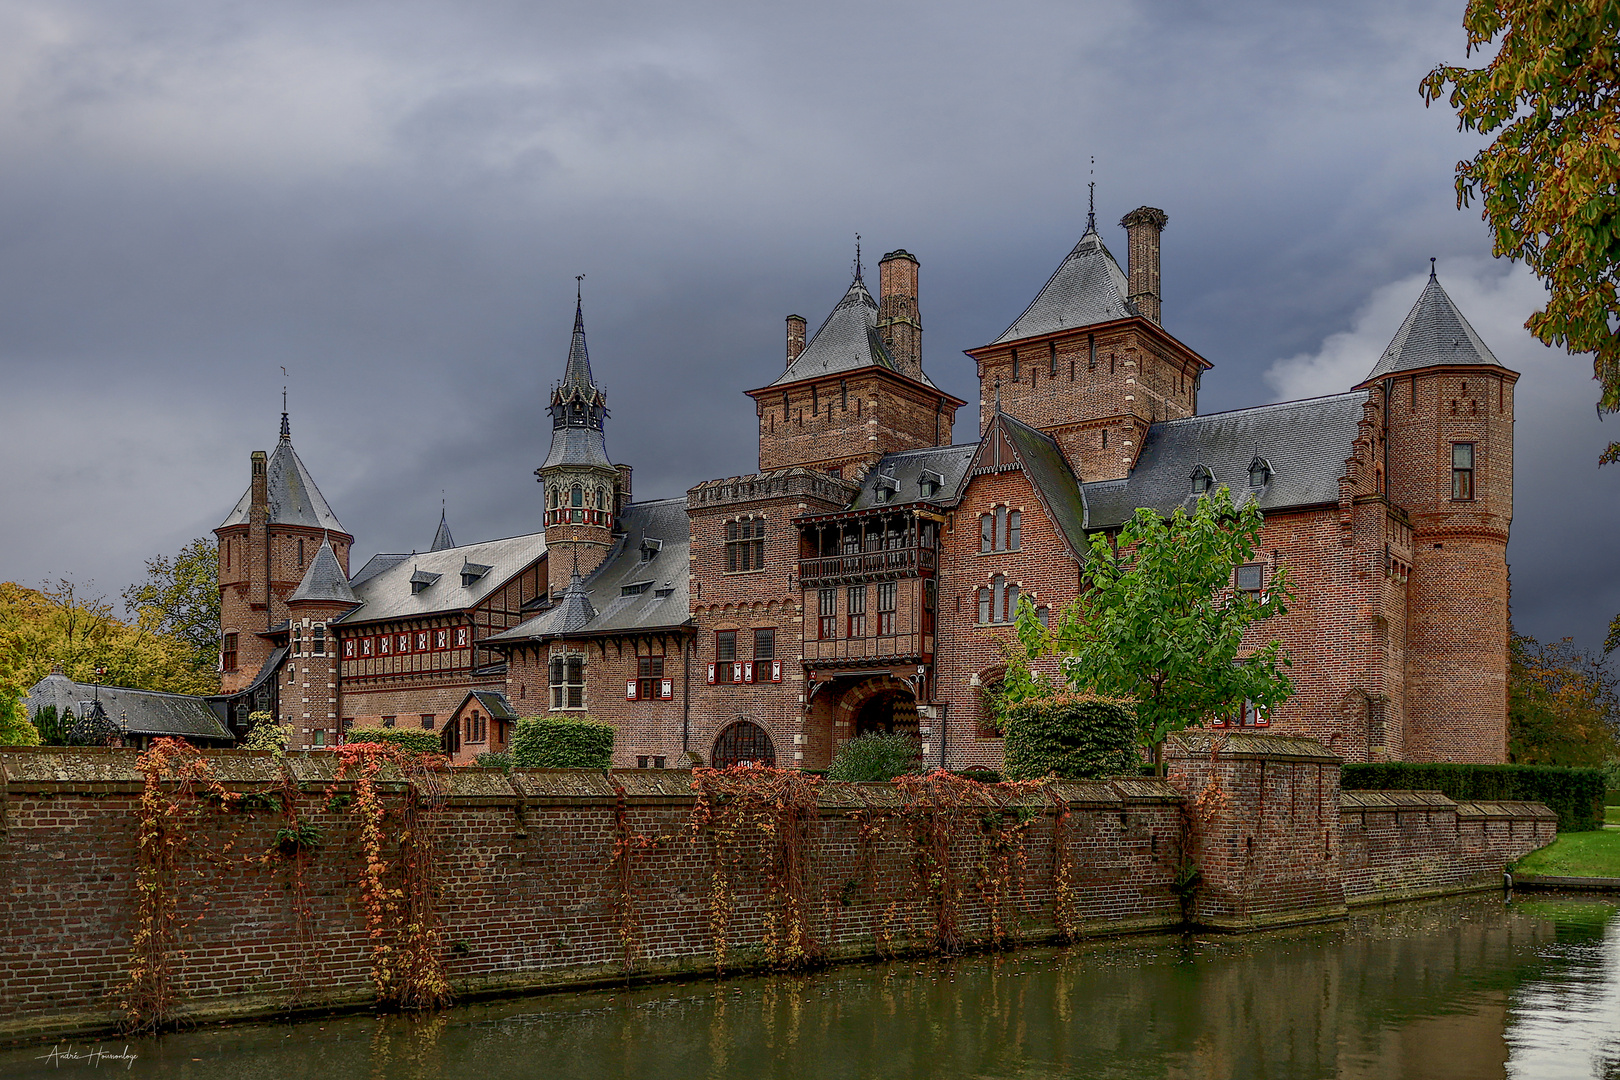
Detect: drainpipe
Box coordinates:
(682, 635, 691, 754)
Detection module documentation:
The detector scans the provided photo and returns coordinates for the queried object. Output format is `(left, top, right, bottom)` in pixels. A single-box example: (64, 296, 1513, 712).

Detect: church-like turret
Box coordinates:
(536, 284, 622, 581)
(215, 407, 353, 695)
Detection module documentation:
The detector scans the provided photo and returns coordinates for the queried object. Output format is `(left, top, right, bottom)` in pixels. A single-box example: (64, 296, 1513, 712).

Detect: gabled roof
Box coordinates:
(992, 225, 1136, 345)
(1081, 392, 1369, 528)
(288, 540, 359, 606)
(461, 689, 518, 721)
(487, 498, 692, 644)
(1361, 269, 1509, 383)
(350, 553, 409, 589)
(219, 419, 346, 533)
(25, 673, 233, 742)
(430, 510, 456, 552)
(768, 276, 938, 389)
(336, 532, 547, 626)
(969, 412, 1090, 557)
(847, 444, 978, 510)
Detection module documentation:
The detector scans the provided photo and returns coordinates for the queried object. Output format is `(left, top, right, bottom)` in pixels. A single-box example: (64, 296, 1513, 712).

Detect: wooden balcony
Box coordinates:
(804, 633, 933, 665)
(798, 546, 936, 586)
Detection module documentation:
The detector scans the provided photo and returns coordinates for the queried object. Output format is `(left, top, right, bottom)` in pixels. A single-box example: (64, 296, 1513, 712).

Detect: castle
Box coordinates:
(213, 206, 1516, 768)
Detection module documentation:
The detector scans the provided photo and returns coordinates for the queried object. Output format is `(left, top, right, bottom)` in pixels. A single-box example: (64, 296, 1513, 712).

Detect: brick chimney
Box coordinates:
(786, 315, 807, 367)
(1120, 207, 1169, 326)
(877, 249, 922, 379)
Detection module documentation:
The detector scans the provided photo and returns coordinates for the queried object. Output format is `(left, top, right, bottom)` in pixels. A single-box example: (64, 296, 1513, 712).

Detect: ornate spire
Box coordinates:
(1087, 156, 1096, 233)
(853, 234, 863, 282)
(280, 386, 290, 443)
(540, 285, 614, 471)
(430, 501, 455, 552)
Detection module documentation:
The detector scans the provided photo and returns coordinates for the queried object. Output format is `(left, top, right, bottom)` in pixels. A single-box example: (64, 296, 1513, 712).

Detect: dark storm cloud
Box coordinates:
(1, 0, 1614, 651)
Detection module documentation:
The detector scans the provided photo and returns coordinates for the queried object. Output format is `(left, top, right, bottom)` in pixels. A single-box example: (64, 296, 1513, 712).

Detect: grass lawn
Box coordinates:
(1608, 805, 1619, 826)
(1512, 826, 1620, 879)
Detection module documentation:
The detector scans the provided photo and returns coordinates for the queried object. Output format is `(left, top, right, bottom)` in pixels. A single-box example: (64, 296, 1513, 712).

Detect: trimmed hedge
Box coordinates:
(1341, 762, 1606, 832)
(346, 728, 444, 755)
(511, 716, 614, 769)
(827, 732, 920, 782)
(1001, 694, 1140, 781)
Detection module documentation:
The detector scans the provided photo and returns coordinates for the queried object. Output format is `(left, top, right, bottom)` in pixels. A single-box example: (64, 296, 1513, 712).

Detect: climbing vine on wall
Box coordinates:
(689, 764, 822, 974)
(326, 742, 452, 1011)
(122, 738, 247, 1033)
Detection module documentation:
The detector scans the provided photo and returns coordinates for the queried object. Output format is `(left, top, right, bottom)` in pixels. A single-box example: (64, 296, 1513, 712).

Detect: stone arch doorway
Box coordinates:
(837, 675, 919, 741)
(711, 719, 776, 768)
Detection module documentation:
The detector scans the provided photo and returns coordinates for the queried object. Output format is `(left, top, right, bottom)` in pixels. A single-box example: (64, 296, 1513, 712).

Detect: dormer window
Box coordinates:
(919, 470, 944, 499)
(640, 538, 663, 562)
(460, 561, 492, 588)
(654, 586, 675, 599)
(410, 568, 441, 595)
(621, 580, 653, 597)
(1190, 465, 1214, 495)
(874, 475, 898, 503)
(1248, 457, 1272, 488)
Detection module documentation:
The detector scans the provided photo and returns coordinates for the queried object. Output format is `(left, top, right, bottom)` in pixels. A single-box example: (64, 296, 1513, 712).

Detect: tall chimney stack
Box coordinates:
(1119, 207, 1169, 326)
(785, 315, 807, 367)
(877, 249, 922, 378)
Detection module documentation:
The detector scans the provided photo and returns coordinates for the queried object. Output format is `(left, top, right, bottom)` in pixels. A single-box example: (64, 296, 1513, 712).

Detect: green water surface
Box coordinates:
(5, 894, 1617, 1080)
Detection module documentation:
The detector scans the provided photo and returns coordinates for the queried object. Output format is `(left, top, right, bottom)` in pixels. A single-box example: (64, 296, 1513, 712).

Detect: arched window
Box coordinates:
(571, 484, 583, 507)
(596, 487, 606, 510)
(977, 587, 991, 624)
(980, 514, 994, 553)
(1004, 583, 1020, 623)
(712, 720, 776, 768)
(1007, 510, 1021, 551)
(993, 575, 1005, 623)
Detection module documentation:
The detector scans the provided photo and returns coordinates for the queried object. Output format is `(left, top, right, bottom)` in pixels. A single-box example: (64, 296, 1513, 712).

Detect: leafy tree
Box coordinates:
(826, 731, 921, 781)
(1024, 487, 1294, 772)
(0, 691, 41, 746)
(1420, 1, 1620, 463)
(122, 538, 220, 675)
(1509, 631, 1620, 766)
(0, 580, 217, 697)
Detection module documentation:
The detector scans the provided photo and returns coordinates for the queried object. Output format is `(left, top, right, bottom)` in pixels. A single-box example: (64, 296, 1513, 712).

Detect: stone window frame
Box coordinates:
(978, 505, 1022, 553)
(974, 574, 1023, 626)
(549, 653, 587, 710)
(724, 516, 767, 573)
(1451, 442, 1475, 501)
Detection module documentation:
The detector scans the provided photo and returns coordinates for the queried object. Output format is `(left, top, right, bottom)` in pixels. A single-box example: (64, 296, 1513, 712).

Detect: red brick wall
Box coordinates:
(0, 744, 1553, 1039)
(750, 372, 958, 476)
(217, 521, 352, 695)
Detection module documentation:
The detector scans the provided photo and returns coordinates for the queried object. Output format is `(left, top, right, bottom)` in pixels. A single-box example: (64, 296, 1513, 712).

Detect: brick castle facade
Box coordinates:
(216, 208, 1516, 767)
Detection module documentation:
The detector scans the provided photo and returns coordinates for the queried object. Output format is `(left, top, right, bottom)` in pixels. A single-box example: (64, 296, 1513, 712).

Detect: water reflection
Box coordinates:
(4, 895, 1615, 1080)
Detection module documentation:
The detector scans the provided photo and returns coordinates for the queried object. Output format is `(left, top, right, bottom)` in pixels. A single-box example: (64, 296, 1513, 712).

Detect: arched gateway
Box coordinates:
(711, 719, 776, 768)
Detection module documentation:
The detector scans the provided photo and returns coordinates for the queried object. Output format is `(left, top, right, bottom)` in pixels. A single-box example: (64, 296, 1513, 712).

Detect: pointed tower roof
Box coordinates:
(287, 539, 359, 606)
(1360, 266, 1508, 383)
(219, 412, 347, 532)
(430, 507, 455, 552)
(993, 224, 1136, 345)
(542, 285, 614, 471)
(769, 274, 937, 389)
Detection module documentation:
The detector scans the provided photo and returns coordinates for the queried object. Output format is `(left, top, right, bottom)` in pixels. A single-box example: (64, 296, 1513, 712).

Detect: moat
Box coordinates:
(4, 894, 1616, 1080)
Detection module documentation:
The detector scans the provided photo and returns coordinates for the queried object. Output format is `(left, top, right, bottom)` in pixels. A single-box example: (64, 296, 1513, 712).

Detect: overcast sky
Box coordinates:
(1, 0, 1614, 654)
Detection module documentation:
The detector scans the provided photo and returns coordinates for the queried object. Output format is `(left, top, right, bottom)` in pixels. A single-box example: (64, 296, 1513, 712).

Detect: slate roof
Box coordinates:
(543, 295, 613, 470)
(541, 425, 613, 470)
(466, 689, 518, 721)
(1361, 270, 1509, 382)
(219, 420, 346, 532)
(430, 510, 456, 552)
(993, 225, 1136, 345)
(847, 444, 978, 510)
(350, 553, 409, 589)
(336, 532, 547, 626)
(26, 673, 233, 742)
(288, 540, 359, 606)
(1081, 392, 1369, 528)
(487, 498, 692, 643)
(768, 276, 938, 389)
(996, 414, 1091, 555)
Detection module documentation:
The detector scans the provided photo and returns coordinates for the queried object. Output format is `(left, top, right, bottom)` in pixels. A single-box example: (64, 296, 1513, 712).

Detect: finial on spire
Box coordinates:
(576, 274, 585, 303)
(1087, 156, 1096, 232)
(279, 387, 290, 443)
(853, 234, 863, 281)
(1429, 257, 1437, 281)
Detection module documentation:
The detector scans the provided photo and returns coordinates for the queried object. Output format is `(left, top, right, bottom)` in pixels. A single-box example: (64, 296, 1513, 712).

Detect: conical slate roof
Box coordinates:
(993, 225, 1136, 344)
(543, 294, 613, 470)
(770, 275, 937, 389)
(219, 416, 346, 532)
(430, 509, 456, 552)
(1361, 269, 1506, 382)
(287, 540, 358, 606)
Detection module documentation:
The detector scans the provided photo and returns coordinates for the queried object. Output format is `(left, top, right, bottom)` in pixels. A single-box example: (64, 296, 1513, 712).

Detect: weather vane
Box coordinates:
(853, 234, 863, 280)
(1087, 156, 1097, 232)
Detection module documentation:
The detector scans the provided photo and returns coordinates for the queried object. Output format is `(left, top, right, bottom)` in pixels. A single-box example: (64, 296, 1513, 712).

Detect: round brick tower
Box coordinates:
(1360, 266, 1518, 763)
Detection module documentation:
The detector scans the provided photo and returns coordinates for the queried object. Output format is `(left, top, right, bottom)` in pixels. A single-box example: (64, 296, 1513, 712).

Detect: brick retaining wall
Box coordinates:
(0, 736, 1555, 1041)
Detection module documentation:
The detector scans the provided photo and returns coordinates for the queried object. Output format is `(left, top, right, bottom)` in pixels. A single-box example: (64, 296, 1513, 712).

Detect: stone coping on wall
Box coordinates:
(1167, 731, 1344, 763)
(1339, 788, 1559, 823)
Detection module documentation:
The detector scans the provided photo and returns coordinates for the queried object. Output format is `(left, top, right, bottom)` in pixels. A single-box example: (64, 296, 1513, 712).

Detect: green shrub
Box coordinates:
(1341, 762, 1607, 832)
(1001, 694, 1140, 781)
(827, 732, 921, 782)
(510, 716, 614, 769)
(0, 692, 41, 747)
(475, 751, 512, 770)
(241, 715, 289, 756)
(347, 728, 444, 755)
